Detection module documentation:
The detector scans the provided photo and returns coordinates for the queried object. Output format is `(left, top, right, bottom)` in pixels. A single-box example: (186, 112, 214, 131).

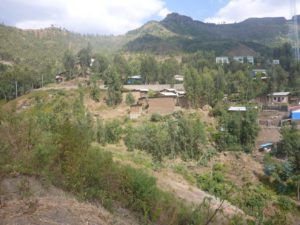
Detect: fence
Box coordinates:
(262, 105, 288, 112)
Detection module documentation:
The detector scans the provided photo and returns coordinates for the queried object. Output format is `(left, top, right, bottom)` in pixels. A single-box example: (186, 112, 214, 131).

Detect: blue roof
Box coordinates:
(260, 143, 273, 148)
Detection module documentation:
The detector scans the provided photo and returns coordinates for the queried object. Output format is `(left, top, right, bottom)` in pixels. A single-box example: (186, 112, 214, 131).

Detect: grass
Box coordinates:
(102, 144, 155, 170)
(172, 163, 196, 185)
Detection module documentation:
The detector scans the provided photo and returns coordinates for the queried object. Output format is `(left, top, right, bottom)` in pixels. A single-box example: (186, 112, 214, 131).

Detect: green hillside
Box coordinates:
(0, 13, 295, 61)
(125, 13, 291, 54)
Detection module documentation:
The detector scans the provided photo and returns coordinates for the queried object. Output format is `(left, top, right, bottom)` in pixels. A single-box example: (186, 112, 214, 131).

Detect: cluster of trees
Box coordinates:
(124, 112, 207, 162)
(0, 63, 55, 101)
(213, 106, 260, 153)
(264, 124, 300, 201)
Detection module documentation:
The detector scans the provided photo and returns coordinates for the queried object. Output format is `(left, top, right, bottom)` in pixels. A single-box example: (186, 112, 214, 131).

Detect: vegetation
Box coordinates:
(125, 92, 135, 106)
(1, 14, 300, 224)
(0, 91, 219, 225)
(125, 112, 207, 162)
(214, 106, 260, 152)
(264, 124, 300, 200)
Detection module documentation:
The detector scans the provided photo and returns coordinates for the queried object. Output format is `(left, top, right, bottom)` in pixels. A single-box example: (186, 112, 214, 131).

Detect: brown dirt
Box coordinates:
(155, 170, 244, 217)
(210, 152, 264, 188)
(103, 145, 245, 221)
(0, 176, 140, 225)
(256, 127, 281, 147)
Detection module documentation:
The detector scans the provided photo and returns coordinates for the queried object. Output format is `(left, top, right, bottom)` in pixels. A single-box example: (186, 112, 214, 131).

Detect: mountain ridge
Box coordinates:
(0, 12, 296, 61)
(124, 12, 291, 54)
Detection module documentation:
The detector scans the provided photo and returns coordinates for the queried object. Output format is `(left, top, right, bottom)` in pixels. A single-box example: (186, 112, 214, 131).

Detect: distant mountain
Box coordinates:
(125, 13, 292, 55)
(0, 13, 296, 63)
(0, 24, 128, 67)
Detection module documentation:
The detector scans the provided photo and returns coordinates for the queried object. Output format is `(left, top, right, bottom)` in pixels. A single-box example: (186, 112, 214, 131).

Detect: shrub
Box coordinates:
(90, 84, 100, 102)
(125, 92, 135, 106)
(104, 119, 123, 144)
(277, 196, 296, 211)
(150, 113, 163, 122)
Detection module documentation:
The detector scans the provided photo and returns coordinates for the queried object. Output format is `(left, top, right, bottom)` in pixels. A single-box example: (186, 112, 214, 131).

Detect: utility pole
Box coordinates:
(42, 74, 44, 88)
(291, 0, 300, 60)
(15, 80, 18, 98)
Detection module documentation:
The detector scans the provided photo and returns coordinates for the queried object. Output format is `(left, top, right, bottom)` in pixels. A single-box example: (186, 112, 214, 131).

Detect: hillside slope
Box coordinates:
(125, 13, 291, 54)
(0, 176, 140, 225)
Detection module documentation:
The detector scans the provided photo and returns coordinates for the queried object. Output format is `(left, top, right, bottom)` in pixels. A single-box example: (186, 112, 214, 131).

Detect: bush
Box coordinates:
(196, 163, 231, 198)
(124, 113, 207, 162)
(125, 92, 135, 106)
(104, 119, 122, 144)
(90, 84, 100, 102)
(277, 196, 296, 211)
(150, 113, 163, 122)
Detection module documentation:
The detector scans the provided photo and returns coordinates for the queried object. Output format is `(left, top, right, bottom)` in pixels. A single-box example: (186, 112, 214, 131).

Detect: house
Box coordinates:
(251, 69, 268, 80)
(174, 75, 184, 83)
(273, 59, 280, 65)
(233, 56, 244, 63)
(259, 143, 273, 153)
(228, 106, 247, 112)
(268, 92, 291, 104)
(251, 69, 267, 77)
(216, 57, 229, 64)
(129, 103, 143, 119)
(55, 75, 64, 83)
(147, 96, 178, 115)
(233, 56, 254, 64)
(246, 56, 254, 64)
(159, 88, 186, 97)
(127, 75, 143, 85)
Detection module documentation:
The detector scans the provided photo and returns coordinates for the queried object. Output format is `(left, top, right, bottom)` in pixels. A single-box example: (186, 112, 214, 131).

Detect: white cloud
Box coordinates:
(158, 8, 171, 18)
(16, 20, 56, 29)
(205, 0, 299, 24)
(11, 0, 170, 34)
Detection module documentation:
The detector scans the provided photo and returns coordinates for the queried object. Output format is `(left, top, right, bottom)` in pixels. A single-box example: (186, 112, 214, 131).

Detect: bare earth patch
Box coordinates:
(0, 176, 140, 225)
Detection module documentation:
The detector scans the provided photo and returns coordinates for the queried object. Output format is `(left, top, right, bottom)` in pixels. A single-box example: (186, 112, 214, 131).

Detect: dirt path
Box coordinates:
(155, 170, 244, 217)
(35, 85, 79, 91)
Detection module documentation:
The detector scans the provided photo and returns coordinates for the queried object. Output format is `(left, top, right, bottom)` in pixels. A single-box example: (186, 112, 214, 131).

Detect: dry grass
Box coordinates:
(0, 175, 140, 225)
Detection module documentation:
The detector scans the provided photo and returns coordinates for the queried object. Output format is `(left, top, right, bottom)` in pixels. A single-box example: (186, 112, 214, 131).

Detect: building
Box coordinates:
(55, 75, 64, 83)
(216, 57, 229, 64)
(174, 75, 184, 83)
(233, 56, 255, 64)
(246, 56, 254, 64)
(233, 56, 244, 63)
(147, 96, 177, 115)
(268, 92, 291, 104)
(273, 59, 280, 65)
(291, 109, 300, 120)
(127, 75, 143, 85)
(159, 88, 186, 97)
(129, 103, 143, 119)
(251, 69, 268, 80)
(228, 106, 247, 112)
(251, 69, 267, 76)
(259, 143, 273, 153)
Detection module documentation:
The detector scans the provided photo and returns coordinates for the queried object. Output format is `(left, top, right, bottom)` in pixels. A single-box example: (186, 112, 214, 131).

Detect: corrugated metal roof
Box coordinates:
(228, 106, 247, 111)
(260, 143, 273, 148)
(160, 92, 178, 97)
(272, 92, 290, 96)
(128, 75, 142, 79)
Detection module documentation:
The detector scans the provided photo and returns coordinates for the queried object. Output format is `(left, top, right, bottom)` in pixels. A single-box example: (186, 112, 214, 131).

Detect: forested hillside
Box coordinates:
(0, 13, 295, 62)
(125, 13, 291, 54)
(1, 12, 300, 224)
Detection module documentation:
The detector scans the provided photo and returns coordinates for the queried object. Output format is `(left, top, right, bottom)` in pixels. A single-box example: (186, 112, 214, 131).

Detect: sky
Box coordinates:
(0, 0, 299, 35)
